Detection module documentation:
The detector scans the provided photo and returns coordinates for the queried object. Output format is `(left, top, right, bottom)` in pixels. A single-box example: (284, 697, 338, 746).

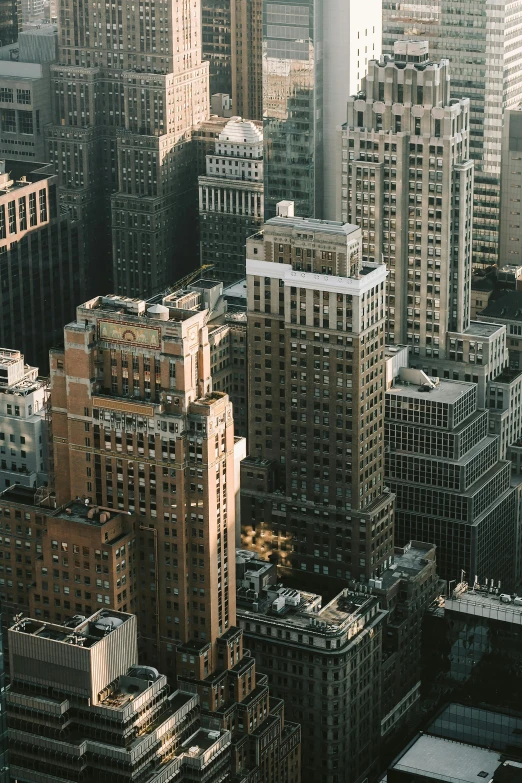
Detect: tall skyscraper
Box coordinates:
(337, 41, 474, 357)
(263, 0, 382, 220)
(0, 159, 85, 372)
(242, 202, 395, 582)
(0, 0, 17, 47)
(202, 0, 232, 96)
(231, 0, 263, 121)
(47, 0, 210, 297)
(382, 0, 522, 268)
(199, 116, 264, 285)
(42, 288, 301, 782)
(499, 105, 522, 265)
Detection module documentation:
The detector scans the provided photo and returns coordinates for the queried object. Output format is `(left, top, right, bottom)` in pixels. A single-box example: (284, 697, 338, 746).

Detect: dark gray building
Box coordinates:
(0, 159, 84, 372)
(386, 368, 518, 588)
(236, 550, 387, 783)
(202, 0, 232, 96)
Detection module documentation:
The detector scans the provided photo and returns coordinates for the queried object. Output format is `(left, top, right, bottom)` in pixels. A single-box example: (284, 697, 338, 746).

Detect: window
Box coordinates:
(0, 88, 13, 102)
(18, 111, 33, 134)
(39, 189, 47, 222)
(1, 108, 15, 132)
(17, 89, 31, 104)
(28, 192, 37, 226)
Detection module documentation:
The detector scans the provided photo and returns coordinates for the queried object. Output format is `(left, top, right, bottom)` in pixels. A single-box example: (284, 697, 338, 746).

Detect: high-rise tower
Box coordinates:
(45, 289, 301, 782)
(337, 41, 474, 361)
(241, 202, 395, 582)
(46, 0, 210, 296)
(263, 0, 382, 220)
(382, 0, 522, 268)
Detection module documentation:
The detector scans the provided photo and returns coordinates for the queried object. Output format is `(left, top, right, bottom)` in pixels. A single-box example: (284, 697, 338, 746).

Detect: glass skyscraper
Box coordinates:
(263, 0, 382, 219)
(382, 0, 522, 267)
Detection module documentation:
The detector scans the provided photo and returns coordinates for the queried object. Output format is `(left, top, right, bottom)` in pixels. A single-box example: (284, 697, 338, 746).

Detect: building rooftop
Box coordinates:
(391, 734, 503, 783)
(387, 377, 475, 405)
(264, 214, 361, 238)
(218, 117, 263, 145)
(463, 321, 506, 338)
(478, 291, 522, 322)
(370, 543, 435, 592)
(10, 609, 134, 651)
(443, 583, 522, 626)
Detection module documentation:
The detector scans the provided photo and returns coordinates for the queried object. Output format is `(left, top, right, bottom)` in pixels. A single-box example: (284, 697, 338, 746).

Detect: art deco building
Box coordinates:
(337, 41, 474, 355)
(231, 0, 262, 121)
(241, 202, 395, 582)
(0, 159, 84, 372)
(46, 0, 210, 296)
(382, 1, 522, 268)
(41, 289, 300, 782)
(199, 117, 264, 285)
(263, 0, 382, 219)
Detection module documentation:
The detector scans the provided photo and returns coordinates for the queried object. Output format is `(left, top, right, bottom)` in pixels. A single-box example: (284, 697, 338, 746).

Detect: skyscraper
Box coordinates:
(231, 0, 263, 121)
(242, 202, 395, 582)
(44, 289, 301, 782)
(263, 0, 382, 220)
(47, 0, 210, 296)
(202, 0, 232, 96)
(0, 0, 17, 47)
(382, 0, 522, 268)
(0, 159, 85, 372)
(337, 41, 474, 357)
(199, 116, 264, 285)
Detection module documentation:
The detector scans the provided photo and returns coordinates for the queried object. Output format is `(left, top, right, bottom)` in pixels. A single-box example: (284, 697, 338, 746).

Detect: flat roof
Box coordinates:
(377, 544, 434, 590)
(391, 734, 503, 783)
(478, 291, 522, 322)
(387, 378, 475, 404)
(265, 215, 360, 238)
(464, 321, 505, 337)
(445, 587, 522, 626)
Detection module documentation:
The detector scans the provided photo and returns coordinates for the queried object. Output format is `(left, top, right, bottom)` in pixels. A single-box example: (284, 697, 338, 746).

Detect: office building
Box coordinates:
(386, 367, 518, 587)
(388, 734, 521, 783)
(47, 285, 300, 783)
(0, 159, 84, 372)
(0, 485, 138, 629)
(231, 0, 262, 121)
(202, 0, 232, 96)
(337, 41, 474, 355)
(236, 550, 388, 783)
(422, 581, 522, 711)
(6, 610, 234, 783)
(46, 0, 210, 297)
(241, 203, 395, 582)
(0, 0, 16, 48)
(199, 116, 264, 285)
(0, 60, 51, 162)
(382, 2, 522, 269)
(2, 286, 301, 783)
(0, 349, 47, 492)
(263, 0, 382, 219)
(500, 105, 522, 266)
(371, 541, 439, 739)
